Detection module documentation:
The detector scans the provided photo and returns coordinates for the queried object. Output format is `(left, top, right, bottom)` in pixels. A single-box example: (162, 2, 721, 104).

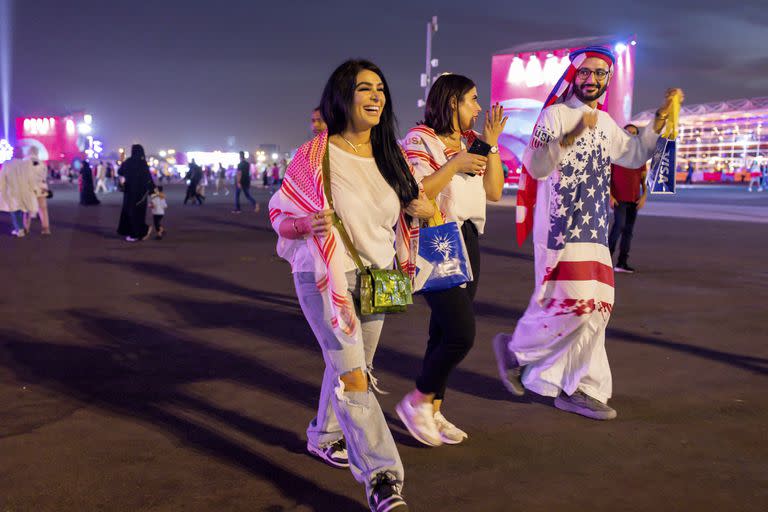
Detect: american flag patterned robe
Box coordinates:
(508, 96, 658, 402)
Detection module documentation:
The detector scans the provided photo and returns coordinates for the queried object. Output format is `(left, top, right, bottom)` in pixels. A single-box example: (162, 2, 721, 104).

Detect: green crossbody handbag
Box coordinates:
(322, 144, 413, 316)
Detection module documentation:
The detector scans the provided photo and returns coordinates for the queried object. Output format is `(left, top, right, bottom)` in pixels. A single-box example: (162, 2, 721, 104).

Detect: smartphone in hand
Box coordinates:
(462, 139, 491, 176)
(467, 138, 492, 157)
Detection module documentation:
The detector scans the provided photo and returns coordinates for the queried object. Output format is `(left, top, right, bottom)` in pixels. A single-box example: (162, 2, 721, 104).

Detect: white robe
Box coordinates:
(0, 158, 40, 214)
(508, 96, 658, 402)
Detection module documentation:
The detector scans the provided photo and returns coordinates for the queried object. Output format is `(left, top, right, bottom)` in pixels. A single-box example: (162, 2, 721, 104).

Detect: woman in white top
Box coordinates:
(397, 74, 507, 446)
(268, 59, 433, 512)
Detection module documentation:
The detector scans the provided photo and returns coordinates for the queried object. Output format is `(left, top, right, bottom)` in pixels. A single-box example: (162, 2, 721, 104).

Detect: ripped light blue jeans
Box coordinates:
(294, 271, 404, 493)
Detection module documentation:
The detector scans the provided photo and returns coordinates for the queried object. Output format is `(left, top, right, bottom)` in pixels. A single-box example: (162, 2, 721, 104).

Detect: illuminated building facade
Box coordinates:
(634, 97, 768, 182)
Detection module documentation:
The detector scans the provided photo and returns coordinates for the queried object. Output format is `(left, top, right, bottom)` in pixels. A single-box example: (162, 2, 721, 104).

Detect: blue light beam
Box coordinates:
(0, 0, 12, 140)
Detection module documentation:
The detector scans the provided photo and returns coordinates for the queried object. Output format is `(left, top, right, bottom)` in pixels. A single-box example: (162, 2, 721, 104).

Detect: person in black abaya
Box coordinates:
(78, 159, 101, 205)
(117, 144, 156, 241)
(183, 159, 205, 205)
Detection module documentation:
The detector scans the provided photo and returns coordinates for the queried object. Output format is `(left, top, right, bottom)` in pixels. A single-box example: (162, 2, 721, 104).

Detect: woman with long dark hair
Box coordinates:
(269, 59, 433, 512)
(117, 144, 156, 241)
(396, 73, 507, 446)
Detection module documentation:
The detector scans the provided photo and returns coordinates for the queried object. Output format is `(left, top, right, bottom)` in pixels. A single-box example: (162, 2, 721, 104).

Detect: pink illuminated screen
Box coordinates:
(14, 113, 89, 162)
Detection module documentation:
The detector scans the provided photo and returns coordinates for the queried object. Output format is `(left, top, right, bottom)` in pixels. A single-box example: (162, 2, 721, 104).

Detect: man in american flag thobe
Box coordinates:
(494, 48, 677, 420)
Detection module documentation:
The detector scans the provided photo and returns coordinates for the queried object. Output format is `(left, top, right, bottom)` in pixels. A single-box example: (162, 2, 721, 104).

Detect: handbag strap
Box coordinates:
(322, 141, 405, 273)
(322, 143, 368, 274)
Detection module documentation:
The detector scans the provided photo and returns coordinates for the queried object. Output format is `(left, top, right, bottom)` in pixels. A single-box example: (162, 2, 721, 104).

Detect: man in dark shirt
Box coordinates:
(233, 151, 258, 213)
(608, 124, 647, 274)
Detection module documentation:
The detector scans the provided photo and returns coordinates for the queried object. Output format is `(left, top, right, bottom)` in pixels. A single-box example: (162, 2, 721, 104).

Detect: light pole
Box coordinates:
(418, 16, 439, 108)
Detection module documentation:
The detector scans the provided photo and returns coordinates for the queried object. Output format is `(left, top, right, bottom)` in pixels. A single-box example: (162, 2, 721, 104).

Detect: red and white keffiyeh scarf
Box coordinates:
(516, 46, 615, 245)
(403, 124, 480, 220)
(270, 131, 419, 340)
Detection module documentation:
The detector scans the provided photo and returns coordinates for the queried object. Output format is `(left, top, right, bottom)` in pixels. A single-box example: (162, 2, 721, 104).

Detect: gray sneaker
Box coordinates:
(554, 390, 617, 420)
(492, 333, 525, 396)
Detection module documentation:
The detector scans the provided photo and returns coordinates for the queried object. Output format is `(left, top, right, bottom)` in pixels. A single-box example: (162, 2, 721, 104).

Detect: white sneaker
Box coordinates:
(125, 236, 138, 242)
(395, 396, 442, 447)
(16, 229, 26, 238)
(434, 411, 468, 445)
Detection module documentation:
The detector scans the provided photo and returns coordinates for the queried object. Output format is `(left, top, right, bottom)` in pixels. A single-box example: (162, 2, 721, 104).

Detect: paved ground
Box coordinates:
(1, 184, 766, 512)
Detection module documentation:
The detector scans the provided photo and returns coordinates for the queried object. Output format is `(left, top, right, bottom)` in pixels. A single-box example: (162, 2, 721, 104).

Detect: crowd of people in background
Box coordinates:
(4, 155, 288, 194)
(0, 148, 292, 238)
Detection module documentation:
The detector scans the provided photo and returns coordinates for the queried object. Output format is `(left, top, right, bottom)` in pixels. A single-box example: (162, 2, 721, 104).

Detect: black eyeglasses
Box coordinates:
(576, 68, 610, 81)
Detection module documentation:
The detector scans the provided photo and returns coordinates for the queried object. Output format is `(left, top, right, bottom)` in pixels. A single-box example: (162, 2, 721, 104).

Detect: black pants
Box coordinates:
(153, 214, 164, 231)
(608, 201, 638, 265)
(416, 220, 480, 400)
(235, 186, 257, 210)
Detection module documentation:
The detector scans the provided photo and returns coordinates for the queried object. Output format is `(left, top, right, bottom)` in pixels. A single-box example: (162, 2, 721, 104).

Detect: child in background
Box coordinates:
(150, 186, 168, 239)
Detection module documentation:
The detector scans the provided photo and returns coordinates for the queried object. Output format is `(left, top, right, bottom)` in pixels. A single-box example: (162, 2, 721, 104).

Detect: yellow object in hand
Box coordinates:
(663, 88, 684, 140)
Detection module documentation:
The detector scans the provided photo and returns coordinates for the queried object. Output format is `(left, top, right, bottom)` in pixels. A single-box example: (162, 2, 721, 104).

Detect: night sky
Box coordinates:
(7, 0, 768, 154)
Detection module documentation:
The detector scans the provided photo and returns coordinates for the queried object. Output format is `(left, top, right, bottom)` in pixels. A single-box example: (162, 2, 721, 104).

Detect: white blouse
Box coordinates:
(329, 144, 401, 272)
(284, 144, 401, 273)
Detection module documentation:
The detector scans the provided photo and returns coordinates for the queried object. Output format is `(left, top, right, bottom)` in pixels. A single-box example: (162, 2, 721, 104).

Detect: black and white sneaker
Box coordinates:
(368, 473, 408, 512)
(614, 263, 636, 274)
(306, 438, 349, 468)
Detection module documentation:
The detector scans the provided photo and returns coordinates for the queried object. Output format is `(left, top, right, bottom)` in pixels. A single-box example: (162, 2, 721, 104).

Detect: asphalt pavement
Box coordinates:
(1, 184, 766, 512)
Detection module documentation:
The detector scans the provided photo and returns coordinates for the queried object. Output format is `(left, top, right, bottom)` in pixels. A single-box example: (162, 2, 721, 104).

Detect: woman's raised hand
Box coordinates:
(483, 102, 508, 145)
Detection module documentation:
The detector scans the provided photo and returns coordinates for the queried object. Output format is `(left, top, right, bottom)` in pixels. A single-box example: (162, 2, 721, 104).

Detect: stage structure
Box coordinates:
(14, 112, 102, 162)
(491, 35, 637, 183)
